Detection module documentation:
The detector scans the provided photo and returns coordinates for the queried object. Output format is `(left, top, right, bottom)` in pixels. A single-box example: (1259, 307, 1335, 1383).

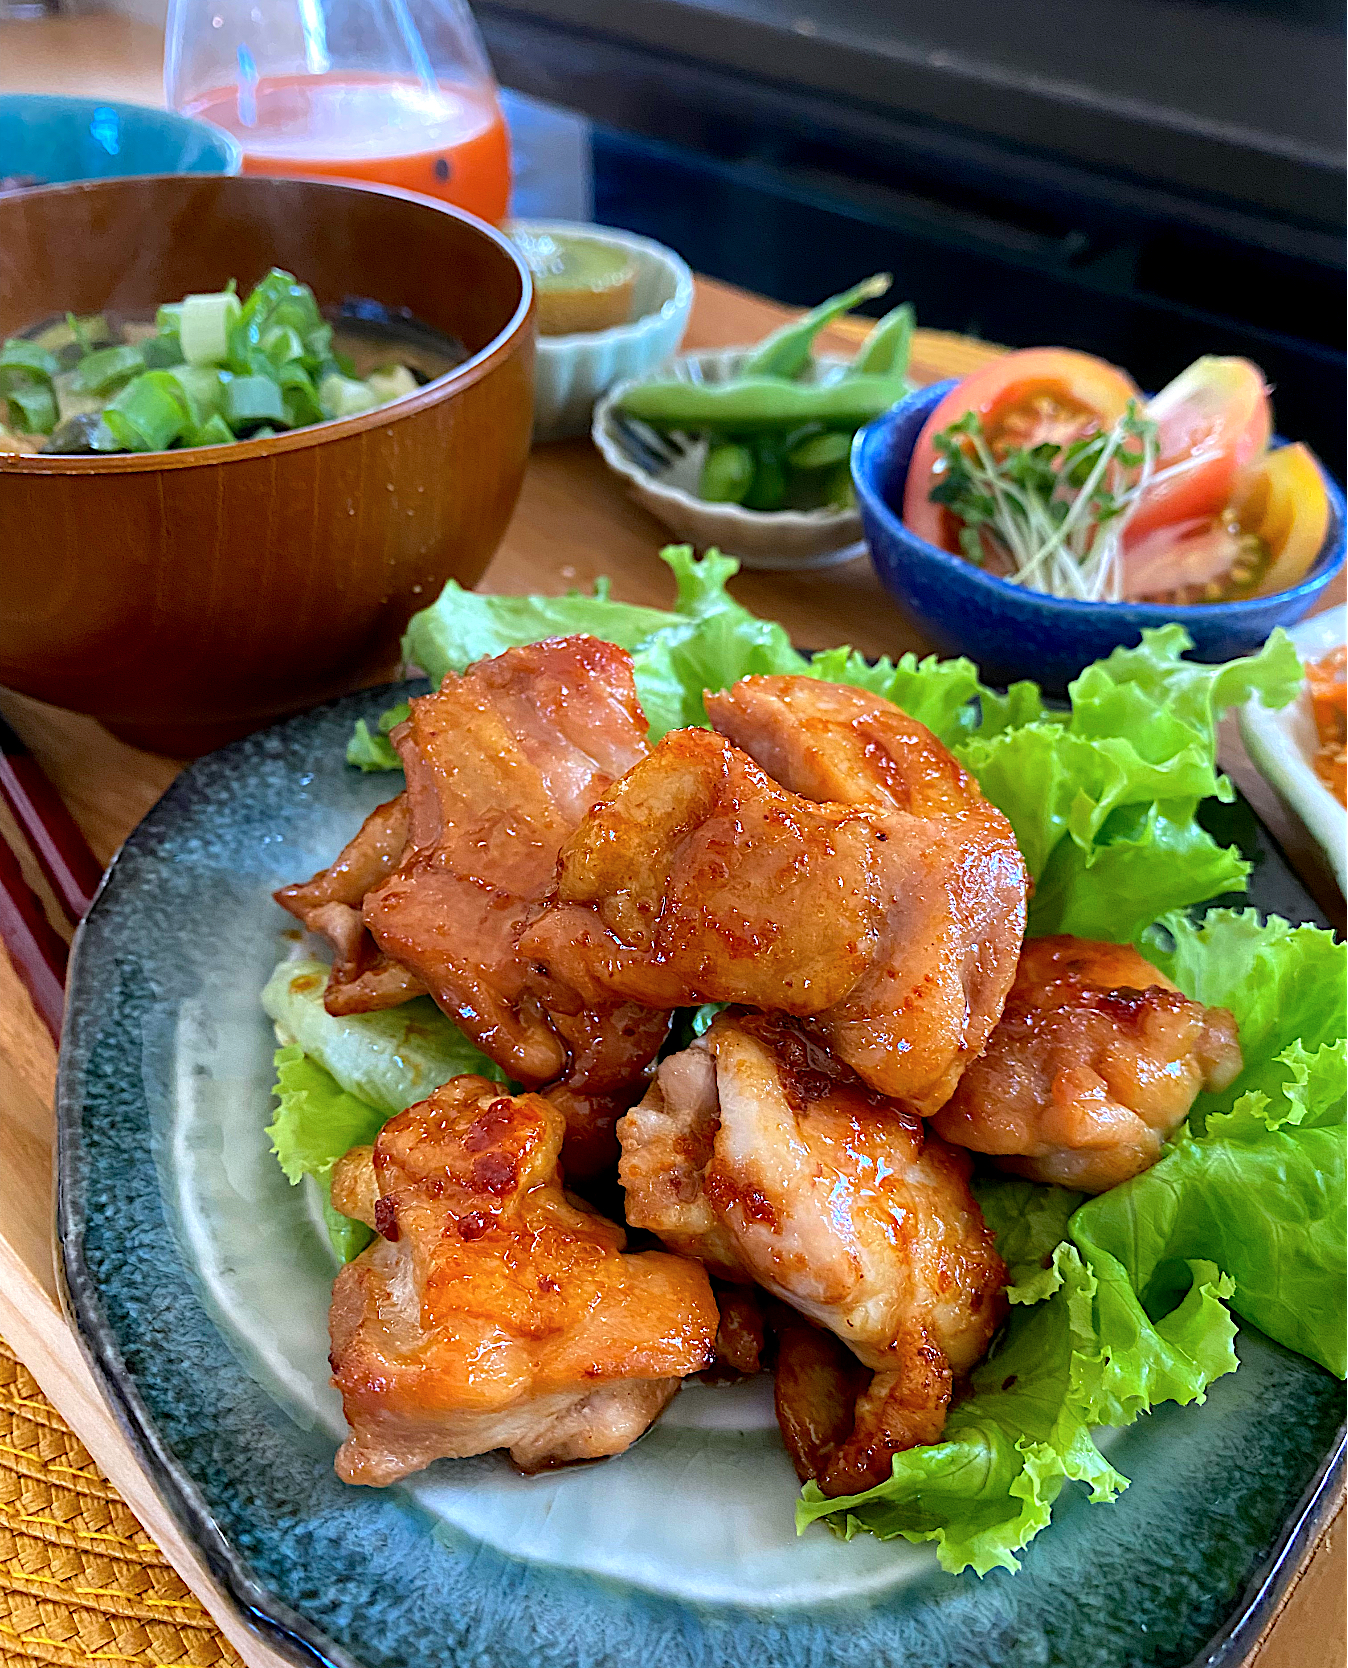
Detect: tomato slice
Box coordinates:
(903, 348, 1140, 549)
(1243, 442, 1332, 598)
(1123, 357, 1271, 547)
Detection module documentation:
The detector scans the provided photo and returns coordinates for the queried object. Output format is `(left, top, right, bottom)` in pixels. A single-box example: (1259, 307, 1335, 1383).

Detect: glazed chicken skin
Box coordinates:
(524, 677, 1027, 1115)
(707, 676, 1028, 1108)
(618, 1012, 1007, 1462)
(274, 794, 426, 1015)
(771, 1312, 957, 1496)
(328, 1075, 718, 1486)
(360, 636, 670, 1092)
(931, 936, 1243, 1193)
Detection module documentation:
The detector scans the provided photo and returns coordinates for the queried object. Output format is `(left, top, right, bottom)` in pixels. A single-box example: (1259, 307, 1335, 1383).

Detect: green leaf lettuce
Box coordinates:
(800, 909, 1343, 1573)
(263, 959, 507, 1257)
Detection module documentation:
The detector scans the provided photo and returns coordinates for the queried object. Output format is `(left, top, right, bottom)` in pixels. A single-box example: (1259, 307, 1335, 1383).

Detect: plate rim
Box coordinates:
(1238, 610, 1347, 896)
(55, 677, 1347, 1668)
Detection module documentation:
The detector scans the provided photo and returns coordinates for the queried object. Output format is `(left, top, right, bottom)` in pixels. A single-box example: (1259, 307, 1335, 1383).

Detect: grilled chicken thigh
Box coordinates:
(328, 1075, 718, 1486)
(931, 935, 1242, 1192)
(361, 636, 669, 1091)
(274, 793, 426, 1015)
(524, 678, 1027, 1114)
(617, 1012, 1007, 1463)
(707, 676, 1027, 1107)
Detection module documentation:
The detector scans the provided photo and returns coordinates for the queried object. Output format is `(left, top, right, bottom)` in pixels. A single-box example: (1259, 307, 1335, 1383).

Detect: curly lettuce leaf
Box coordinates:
(262, 958, 506, 1115)
(798, 1229, 1236, 1575)
(803, 908, 1343, 1572)
(347, 698, 411, 772)
(268, 1044, 385, 1262)
(1138, 908, 1346, 1127)
(1074, 910, 1347, 1377)
(807, 646, 1045, 749)
(955, 626, 1300, 940)
(404, 576, 672, 682)
(630, 548, 807, 740)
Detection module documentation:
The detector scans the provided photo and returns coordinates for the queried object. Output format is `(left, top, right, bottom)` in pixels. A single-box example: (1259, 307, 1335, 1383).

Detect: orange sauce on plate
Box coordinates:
(1306, 643, 1346, 806)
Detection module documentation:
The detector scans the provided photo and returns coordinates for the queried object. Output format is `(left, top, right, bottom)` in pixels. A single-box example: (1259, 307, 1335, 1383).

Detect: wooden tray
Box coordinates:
(0, 279, 1341, 1668)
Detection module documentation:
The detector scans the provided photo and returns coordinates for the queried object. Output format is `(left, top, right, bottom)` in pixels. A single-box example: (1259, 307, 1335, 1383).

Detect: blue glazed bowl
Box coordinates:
(854, 380, 1347, 690)
(0, 94, 240, 188)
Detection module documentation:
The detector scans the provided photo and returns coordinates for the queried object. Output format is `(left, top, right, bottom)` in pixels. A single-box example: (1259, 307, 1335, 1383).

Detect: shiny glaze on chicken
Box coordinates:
(274, 793, 426, 1015)
(707, 676, 1028, 1110)
(771, 1312, 952, 1496)
(361, 636, 669, 1091)
(328, 1076, 718, 1486)
(524, 676, 1027, 1115)
(930, 935, 1242, 1192)
(617, 1012, 1007, 1457)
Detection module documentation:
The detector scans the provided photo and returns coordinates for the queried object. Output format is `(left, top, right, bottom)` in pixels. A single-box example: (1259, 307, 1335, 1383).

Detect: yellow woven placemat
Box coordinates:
(0, 1337, 241, 1668)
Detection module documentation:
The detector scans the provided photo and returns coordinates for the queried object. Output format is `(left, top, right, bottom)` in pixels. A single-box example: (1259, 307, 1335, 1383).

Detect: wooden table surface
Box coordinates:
(0, 14, 1342, 1668)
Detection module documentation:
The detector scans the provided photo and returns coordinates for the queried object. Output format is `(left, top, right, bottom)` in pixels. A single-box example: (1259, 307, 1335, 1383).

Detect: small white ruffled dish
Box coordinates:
(1239, 608, 1346, 893)
(592, 348, 866, 571)
(515, 220, 694, 443)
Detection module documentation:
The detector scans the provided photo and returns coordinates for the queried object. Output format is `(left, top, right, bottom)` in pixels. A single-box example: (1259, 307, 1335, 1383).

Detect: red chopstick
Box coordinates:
(0, 714, 103, 1042)
(0, 715, 103, 927)
(0, 831, 68, 1042)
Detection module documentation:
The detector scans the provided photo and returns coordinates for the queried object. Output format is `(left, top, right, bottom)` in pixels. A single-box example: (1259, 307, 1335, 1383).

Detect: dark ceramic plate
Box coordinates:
(57, 682, 1344, 1668)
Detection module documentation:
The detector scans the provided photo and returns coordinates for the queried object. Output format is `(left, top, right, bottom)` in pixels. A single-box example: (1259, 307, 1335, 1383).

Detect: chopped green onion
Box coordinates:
(6, 382, 57, 435)
(366, 364, 418, 405)
(0, 338, 59, 386)
(155, 303, 183, 336)
(275, 362, 322, 427)
(305, 321, 335, 363)
(139, 332, 184, 370)
(64, 313, 112, 354)
(102, 371, 191, 452)
(73, 343, 145, 395)
(319, 372, 378, 419)
(261, 323, 306, 367)
(165, 364, 228, 424)
(180, 290, 243, 366)
(224, 374, 288, 428)
(185, 412, 235, 448)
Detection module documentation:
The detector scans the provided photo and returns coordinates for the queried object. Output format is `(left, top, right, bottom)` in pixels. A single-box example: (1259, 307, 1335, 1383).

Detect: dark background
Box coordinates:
(482, 0, 1346, 470)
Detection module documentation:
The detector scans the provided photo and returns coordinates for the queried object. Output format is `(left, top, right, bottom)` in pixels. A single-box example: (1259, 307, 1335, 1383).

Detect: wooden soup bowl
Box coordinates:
(0, 174, 534, 754)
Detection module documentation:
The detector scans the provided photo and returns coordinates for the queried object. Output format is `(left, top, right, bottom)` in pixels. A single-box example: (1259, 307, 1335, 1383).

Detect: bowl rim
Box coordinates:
(853, 378, 1348, 619)
(509, 218, 694, 350)
(0, 172, 534, 477)
(591, 346, 863, 530)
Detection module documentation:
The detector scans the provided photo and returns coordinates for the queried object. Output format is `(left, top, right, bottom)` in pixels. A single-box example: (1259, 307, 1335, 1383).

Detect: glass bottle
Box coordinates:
(165, 0, 510, 223)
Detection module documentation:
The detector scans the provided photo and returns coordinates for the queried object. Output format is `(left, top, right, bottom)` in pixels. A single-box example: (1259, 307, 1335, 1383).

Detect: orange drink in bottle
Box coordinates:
(183, 72, 510, 224)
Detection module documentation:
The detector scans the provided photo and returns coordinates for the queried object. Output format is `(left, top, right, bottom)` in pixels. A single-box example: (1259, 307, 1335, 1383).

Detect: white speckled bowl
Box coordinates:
(592, 348, 866, 571)
(515, 220, 694, 443)
(1239, 608, 1347, 893)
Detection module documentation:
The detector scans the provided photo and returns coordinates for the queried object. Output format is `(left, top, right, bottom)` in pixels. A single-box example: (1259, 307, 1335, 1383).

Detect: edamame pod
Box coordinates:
(700, 441, 755, 503)
(788, 429, 852, 471)
(618, 372, 909, 433)
(743, 438, 787, 510)
(848, 302, 915, 381)
(740, 273, 891, 380)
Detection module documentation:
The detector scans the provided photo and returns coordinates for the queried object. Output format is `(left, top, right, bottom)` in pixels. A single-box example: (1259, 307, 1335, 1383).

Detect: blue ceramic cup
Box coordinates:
(854, 379, 1346, 691)
(0, 94, 240, 188)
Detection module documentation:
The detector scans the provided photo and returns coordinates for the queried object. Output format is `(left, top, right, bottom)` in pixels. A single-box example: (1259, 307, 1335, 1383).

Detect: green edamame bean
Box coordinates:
(788, 429, 853, 471)
(822, 459, 855, 509)
(848, 302, 915, 381)
(699, 441, 755, 503)
(741, 273, 892, 380)
(618, 373, 908, 434)
(743, 439, 787, 511)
